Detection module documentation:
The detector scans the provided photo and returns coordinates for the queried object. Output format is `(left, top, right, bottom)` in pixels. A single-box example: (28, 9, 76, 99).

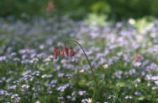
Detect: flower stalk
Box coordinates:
(64, 40, 100, 101)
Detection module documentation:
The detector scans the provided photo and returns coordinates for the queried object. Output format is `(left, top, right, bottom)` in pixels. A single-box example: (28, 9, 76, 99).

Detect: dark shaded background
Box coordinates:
(0, 0, 158, 20)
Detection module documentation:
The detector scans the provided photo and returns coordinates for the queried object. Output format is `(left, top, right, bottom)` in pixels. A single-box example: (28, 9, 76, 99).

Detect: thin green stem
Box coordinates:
(64, 40, 101, 101)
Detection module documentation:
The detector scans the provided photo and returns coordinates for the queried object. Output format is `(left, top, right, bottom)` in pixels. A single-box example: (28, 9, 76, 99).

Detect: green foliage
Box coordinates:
(1, 0, 158, 21)
(133, 17, 151, 33)
(84, 13, 107, 27)
(90, 1, 111, 14)
(53, 0, 158, 20)
(0, 0, 48, 18)
(107, 0, 151, 19)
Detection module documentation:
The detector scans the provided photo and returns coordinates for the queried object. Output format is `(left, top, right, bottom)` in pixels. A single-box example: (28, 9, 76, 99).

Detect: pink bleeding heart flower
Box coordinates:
(64, 47, 69, 56)
(69, 48, 75, 57)
(53, 48, 58, 59)
(135, 53, 142, 62)
(60, 49, 65, 58)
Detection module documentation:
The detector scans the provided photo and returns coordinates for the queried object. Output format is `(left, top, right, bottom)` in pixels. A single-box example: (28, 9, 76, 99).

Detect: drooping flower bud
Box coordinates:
(53, 48, 58, 59)
(60, 49, 64, 58)
(64, 47, 69, 56)
(69, 48, 75, 57)
(46, 1, 54, 12)
(134, 53, 142, 62)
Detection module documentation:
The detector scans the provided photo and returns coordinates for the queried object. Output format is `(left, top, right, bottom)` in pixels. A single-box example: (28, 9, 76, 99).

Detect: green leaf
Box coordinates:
(138, 96, 145, 101)
(116, 82, 126, 87)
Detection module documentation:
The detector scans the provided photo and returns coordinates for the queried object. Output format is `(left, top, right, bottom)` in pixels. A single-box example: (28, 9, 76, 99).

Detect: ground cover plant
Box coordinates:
(0, 17, 158, 103)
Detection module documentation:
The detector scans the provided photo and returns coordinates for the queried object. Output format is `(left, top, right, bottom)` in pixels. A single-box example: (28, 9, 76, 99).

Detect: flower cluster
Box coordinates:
(53, 47, 75, 59)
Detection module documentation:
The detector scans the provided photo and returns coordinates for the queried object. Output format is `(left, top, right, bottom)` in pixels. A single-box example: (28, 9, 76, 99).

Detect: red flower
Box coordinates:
(135, 54, 142, 62)
(60, 49, 64, 58)
(46, 1, 54, 12)
(53, 48, 58, 59)
(69, 48, 75, 57)
(64, 47, 69, 56)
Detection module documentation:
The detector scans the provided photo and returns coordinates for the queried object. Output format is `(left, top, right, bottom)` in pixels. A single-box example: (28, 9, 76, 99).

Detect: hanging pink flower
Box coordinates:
(53, 48, 58, 59)
(64, 47, 69, 56)
(135, 53, 142, 62)
(69, 48, 75, 57)
(60, 49, 65, 58)
(46, 1, 54, 12)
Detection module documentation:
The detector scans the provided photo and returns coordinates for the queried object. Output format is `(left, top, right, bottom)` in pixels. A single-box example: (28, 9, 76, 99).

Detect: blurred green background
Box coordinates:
(1, 0, 158, 20)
